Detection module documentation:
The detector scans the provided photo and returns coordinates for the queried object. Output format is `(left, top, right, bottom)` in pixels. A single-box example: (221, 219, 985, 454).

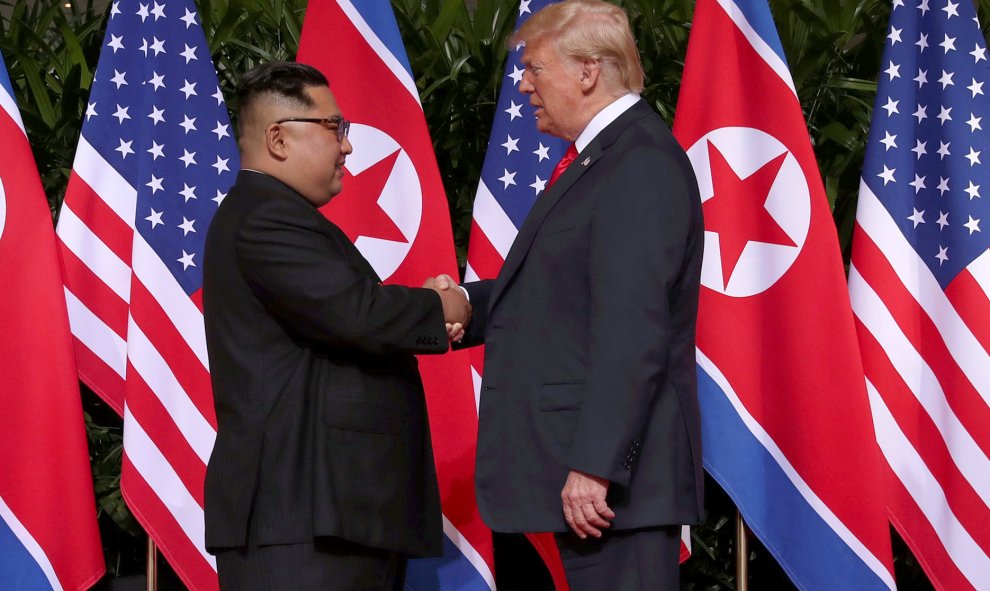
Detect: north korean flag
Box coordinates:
(672, 0, 896, 589)
(297, 1, 493, 589)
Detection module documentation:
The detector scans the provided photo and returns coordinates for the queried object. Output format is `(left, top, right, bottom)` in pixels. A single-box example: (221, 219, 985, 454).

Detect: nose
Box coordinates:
(340, 134, 353, 155)
(519, 71, 535, 94)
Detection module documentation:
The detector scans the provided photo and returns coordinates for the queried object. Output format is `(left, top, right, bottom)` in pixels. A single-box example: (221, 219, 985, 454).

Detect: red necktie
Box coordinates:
(547, 143, 579, 188)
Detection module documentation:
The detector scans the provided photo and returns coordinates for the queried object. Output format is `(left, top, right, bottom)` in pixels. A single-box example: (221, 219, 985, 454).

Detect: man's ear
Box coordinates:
(265, 123, 289, 161)
(579, 59, 601, 92)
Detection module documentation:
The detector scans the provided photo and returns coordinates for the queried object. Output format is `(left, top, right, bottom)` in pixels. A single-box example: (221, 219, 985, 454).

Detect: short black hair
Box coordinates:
(236, 61, 329, 114)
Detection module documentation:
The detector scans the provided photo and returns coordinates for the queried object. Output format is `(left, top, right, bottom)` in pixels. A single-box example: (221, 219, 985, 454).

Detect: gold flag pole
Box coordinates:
(735, 511, 749, 591)
(146, 537, 158, 591)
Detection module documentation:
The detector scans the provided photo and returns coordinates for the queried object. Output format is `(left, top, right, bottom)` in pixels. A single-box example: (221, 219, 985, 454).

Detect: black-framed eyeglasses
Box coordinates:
(275, 116, 351, 141)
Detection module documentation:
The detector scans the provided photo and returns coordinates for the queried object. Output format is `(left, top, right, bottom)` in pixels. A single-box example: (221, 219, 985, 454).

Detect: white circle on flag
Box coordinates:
(687, 126, 810, 297)
(0, 177, 6, 241)
(345, 123, 423, 280)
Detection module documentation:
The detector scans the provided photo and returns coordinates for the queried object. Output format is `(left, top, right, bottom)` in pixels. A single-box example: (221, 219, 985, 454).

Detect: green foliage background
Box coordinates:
(3, 0, 988, 587)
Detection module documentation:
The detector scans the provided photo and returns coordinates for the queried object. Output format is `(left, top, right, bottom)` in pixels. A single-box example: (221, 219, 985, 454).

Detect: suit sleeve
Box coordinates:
(566, 137, 697, 487)
(235, 197, 448, 356)
(456, 279, 493, 348)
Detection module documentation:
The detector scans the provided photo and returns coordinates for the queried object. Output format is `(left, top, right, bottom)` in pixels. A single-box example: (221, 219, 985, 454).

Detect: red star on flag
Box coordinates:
(325, 148, 408, 243)
(703, 141, 795, 287)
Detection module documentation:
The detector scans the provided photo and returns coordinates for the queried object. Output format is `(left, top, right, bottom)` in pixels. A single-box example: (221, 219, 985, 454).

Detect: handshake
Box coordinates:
(423, 274, 470, 343)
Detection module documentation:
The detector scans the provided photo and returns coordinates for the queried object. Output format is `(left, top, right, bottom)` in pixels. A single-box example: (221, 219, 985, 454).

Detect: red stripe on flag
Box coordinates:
(944, 270, 990, 355)
(855, 321, 990, 551)
(130, 281, 217, 428)
(72, 335, 126, 414)
(121, 455, 218, 591)
(852, 227, 990, 452)
(190, 287, 204, 314)
(124, 365, 208, 508)
(466, 221, 506, 281)
(63, 174, 134, 266)
(60, 245, 129, 338)
(469, 347, 485, 378)
(680, 536, 691, 563)
(887, 478, 977, 591)
(524, 532, 569, 591)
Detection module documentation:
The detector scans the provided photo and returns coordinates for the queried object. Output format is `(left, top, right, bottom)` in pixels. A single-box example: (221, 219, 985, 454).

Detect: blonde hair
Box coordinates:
(510, 0, 645, 94)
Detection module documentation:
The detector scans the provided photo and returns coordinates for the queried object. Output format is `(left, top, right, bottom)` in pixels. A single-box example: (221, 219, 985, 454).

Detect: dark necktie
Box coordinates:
(547, 143, 579, 188)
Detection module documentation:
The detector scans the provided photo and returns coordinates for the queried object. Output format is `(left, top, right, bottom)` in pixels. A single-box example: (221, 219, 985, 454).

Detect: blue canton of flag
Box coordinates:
(476, 0, 568, 232)
(864, 0, 990, 284)
(85, 0, 239, 294)
(466, 0, 568, 284)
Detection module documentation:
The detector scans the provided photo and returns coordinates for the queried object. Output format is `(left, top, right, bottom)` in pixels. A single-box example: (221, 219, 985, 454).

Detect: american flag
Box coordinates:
(56, 0, 238, 588)
(850, 0, 990, 589)
(465, 1, 688, 586)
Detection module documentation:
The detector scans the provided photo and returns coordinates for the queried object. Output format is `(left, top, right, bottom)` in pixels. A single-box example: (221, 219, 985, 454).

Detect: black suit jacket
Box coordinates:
(462, 100, 705, 532)
(203, 171, 446, 556)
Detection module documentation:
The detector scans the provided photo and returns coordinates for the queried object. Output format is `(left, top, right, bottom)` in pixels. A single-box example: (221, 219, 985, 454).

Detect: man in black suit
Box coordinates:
(439, 1, 705, 588)
(202, 62, 470, 591)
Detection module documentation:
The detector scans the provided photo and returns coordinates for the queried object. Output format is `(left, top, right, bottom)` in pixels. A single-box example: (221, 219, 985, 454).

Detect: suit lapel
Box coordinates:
(488, 101, 654, 312)
(489, 143, 601, 308)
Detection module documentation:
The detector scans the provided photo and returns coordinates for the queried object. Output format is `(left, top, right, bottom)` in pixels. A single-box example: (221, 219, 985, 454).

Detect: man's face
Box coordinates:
(519, 37, 583, 141)
(279, 85, 353, 206)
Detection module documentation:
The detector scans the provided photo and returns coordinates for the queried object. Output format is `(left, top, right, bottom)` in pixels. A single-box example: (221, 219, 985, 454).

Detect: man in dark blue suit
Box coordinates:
(439, 1, 705, 588)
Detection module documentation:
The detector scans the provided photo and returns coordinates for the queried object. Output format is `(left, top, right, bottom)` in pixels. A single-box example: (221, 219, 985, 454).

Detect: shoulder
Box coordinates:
(228, 174, 327, 226)
(210, 181, 344, 256)
(616, 108, 680, 152)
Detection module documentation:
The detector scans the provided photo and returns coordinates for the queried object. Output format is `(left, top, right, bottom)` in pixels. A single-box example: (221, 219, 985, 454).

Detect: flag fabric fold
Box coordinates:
(296, 1, 492, 589)
(850, 1, 990, 589)
(56, 0, 239, 588)
(673, 0, 896, 589)
(0, 50, 105, 591)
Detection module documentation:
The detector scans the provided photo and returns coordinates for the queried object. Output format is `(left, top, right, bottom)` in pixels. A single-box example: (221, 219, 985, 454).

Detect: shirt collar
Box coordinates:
(575, 92, 641, 153)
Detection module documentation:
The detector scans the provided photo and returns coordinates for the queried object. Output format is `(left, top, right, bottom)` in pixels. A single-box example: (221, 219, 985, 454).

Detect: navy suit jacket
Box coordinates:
(462, 100, 705, 532)
(203, 171, 446, 556)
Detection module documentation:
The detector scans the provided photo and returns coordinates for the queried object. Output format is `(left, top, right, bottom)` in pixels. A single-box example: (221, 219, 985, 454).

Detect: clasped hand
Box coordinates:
(423, 274, 470, 342)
